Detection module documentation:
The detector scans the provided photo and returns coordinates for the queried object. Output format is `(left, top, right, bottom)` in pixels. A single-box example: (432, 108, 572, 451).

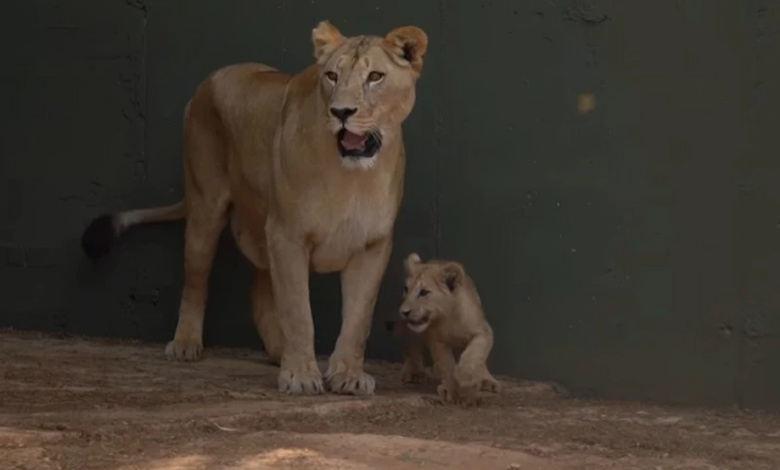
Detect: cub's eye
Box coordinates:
(418, 288, 430, 297)
(367, 71, 385, 83)
(324, 71, 338, 83)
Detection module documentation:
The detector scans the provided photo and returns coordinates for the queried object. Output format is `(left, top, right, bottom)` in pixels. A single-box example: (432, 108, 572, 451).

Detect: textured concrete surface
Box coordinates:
(0, 0, 778, 409)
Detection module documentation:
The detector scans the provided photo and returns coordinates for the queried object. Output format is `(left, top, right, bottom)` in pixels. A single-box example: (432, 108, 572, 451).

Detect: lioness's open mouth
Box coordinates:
(337, 128, 381, 159)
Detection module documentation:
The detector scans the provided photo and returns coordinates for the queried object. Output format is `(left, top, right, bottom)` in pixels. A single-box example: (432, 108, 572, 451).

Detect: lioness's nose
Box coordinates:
(400, 309, 411, 318)
(330, 107, 357, 122)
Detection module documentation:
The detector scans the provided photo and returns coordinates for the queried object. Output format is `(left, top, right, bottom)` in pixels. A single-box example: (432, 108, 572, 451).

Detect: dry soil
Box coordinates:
(1, 330, 779, 470)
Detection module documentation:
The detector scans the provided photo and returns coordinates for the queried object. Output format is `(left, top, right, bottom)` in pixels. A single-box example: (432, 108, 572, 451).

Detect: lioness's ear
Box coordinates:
(383, 26, 429, 74)
(440, 262, 465, 292)
(404, 253, 422, 274)
(312, 20, 346, 63)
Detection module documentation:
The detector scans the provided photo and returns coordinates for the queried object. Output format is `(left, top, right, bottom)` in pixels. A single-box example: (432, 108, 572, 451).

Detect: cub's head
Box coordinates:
(399, 253, 465, 333)
(311, 20, 428, 169)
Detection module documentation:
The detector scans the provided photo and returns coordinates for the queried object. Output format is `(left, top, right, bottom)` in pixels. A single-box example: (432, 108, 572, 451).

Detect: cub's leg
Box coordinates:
(251, 269, 284, 364)
(429, 340, 457, 402)
(453, 332, 494, 406)
(479, 367, 502, 393)
(398, 321, 427, 384)
(165, 200, 228, 361)
(325, 238, 392, 396)
(266, 219, 324, 395)
(402, 346, 427, 383)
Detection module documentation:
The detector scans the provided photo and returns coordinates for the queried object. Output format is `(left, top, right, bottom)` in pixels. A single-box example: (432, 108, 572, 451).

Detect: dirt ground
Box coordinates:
(1, 331, 780, 470)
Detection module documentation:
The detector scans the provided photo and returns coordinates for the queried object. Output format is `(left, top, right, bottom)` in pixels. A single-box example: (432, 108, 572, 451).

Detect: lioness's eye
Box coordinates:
(367, 71, 385, 83)
(324, 71, 338, 83)
(419, 289, 430, 297)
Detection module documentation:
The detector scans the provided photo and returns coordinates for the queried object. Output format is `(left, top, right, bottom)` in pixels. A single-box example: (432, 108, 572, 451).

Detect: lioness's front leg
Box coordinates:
(325, 238, 392, 396)
(266, 221, 324, 395)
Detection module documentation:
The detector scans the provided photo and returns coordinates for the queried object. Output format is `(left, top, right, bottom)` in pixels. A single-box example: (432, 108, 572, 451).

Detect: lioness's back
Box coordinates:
(183, 62, 295, 178)
(192, 63, 293, 135)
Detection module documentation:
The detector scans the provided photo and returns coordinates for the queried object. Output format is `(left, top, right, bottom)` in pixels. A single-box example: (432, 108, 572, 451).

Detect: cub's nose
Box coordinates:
(400, 309, 411, 318)
(330, 107, 357, 122)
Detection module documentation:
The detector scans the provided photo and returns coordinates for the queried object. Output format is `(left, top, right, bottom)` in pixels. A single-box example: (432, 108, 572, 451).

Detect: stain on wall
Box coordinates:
(0, 0, 778, 409)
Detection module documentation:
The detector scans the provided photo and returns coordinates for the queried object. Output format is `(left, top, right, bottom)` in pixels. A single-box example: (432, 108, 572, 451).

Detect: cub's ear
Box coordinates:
(312, 20, 346, 63)
(404, 253, 422, 275)
(383, 26, 429, 74)
(440, 262, 466, 292)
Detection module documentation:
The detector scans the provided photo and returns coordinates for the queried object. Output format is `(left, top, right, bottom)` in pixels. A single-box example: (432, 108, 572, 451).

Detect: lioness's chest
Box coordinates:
(308, 195, 396, 273)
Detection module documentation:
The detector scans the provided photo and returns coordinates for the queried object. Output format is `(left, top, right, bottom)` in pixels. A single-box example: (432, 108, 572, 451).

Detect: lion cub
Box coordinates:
(391, 253, 501, 405)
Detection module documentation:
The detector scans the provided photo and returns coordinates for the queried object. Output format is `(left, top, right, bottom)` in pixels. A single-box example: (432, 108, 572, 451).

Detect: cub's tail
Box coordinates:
(81, 201, 186, 260)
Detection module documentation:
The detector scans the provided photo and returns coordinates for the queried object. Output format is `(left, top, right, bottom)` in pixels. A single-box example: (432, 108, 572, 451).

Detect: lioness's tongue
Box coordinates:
(341, 130, 367, 151)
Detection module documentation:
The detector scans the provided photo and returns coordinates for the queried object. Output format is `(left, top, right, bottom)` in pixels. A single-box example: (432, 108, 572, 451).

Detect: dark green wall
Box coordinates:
(1, 0, 778, 409)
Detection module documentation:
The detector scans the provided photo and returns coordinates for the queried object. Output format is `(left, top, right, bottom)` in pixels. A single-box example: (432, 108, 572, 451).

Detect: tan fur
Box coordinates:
(101, 21, 429, 396)
(389, 312, 428, 384)
(395, 253, 501, 406)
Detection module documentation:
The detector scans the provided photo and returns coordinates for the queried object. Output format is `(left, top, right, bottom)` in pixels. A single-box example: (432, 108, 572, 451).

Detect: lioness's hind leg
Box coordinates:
(251, 269, 284, 364)
(166, 204, 228, 361)
(166, 95, 231, 362)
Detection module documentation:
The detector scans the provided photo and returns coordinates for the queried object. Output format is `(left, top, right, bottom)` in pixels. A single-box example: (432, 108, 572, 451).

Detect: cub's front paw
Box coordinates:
(401, 362, 427, 384)
(481, 375, 502, 394)
(437, 381, 481, 407)
(455, 384, 481, 407)
(437, 381, 457, 403)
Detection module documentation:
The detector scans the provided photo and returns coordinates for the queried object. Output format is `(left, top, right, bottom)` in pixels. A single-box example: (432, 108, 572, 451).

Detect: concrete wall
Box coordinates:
(1, 0, 778, 409)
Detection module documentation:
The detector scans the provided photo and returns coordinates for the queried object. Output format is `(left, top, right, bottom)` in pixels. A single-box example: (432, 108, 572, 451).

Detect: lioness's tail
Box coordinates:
(81, 201, 186, 259)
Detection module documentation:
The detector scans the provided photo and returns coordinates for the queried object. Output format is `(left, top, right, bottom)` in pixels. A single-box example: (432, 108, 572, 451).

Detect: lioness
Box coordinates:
(390, 253, 501, 405)
(80, 21, 428, 396)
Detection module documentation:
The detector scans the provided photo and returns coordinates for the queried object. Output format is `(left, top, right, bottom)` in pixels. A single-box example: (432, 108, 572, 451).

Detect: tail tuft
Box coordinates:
(81, 214, 117, 260)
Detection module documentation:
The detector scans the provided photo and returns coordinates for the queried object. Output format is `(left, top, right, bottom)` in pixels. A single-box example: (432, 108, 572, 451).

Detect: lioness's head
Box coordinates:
(399, 253, 465, 333)
(312, 21, 428, 169)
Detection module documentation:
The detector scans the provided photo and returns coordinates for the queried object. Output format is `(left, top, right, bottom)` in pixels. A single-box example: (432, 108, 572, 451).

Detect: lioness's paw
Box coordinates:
(165, 339, 203, 362)
(325, 368, 376, 396)
(278, 366, 325, 395)
(481, 376, 502, 394)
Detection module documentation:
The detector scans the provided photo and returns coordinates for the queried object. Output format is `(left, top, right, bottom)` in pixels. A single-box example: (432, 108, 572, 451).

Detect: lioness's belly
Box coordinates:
(309, 215, 385, 273)
(309, 225, 367, 273)
(229, 209, 268, 269)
